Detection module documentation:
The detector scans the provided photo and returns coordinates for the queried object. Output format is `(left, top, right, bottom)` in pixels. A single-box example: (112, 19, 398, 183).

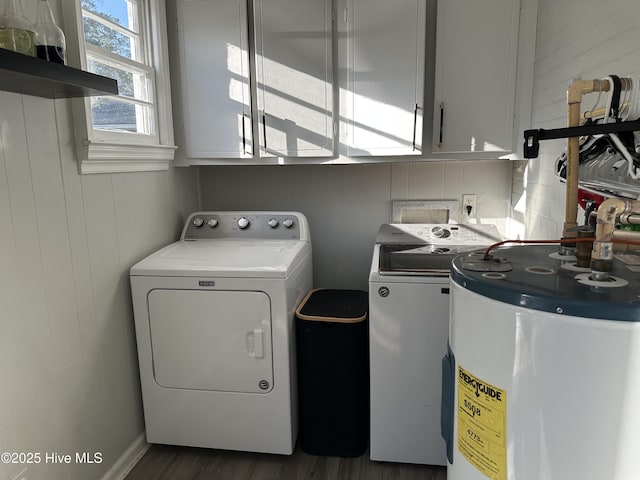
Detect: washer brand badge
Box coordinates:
(378, 286, 390, 297)
(199, 281, 215, 287)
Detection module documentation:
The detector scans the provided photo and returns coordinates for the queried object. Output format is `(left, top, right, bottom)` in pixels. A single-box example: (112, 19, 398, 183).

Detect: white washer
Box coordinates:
(369, 223, 500, 465)
(130, 211, 312, 455)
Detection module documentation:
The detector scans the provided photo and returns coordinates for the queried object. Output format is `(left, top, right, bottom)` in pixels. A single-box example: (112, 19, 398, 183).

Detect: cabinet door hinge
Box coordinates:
(344, 7, 348, 24)
(333, 121, 338, 136)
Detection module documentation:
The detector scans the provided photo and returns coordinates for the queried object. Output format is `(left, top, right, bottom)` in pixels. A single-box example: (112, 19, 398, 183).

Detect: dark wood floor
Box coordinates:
(126, 444, 447, 480)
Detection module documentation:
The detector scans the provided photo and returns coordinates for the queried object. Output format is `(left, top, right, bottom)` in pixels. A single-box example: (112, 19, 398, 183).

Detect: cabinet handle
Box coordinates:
(438, 102, 444, 149)
(262, 112, 268, 150)
(412, 103, 419, 151)
(241, 114, 247, 155)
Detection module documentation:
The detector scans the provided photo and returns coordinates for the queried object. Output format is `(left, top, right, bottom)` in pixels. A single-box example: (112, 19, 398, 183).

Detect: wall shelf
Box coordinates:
(0, 48, 118, 99)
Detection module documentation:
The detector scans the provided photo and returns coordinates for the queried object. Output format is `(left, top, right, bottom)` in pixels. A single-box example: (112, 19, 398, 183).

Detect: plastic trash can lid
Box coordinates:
(296, 288, 368, 323)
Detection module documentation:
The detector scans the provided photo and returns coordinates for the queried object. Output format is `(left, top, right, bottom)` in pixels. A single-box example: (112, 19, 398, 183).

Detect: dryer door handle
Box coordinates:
(245, 329, 265, 359)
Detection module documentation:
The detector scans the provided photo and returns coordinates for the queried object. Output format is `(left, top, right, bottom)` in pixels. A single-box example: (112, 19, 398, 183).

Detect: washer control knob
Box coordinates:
(283, 218, 294, 228)
(431, 226, 450, 238)
(268, 218, 279, 228)
(237, 217, 250, 229)
(207, 218, 218, 228)
(193, 217, 204, 228)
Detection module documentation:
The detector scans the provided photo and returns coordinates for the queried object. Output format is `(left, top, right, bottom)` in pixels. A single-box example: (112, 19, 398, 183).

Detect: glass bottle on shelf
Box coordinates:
(0, 0, 36, 57)
(33, 0, 66, 64)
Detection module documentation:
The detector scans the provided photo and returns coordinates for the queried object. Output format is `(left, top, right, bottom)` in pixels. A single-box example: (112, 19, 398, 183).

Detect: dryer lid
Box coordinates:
(130, 239, 310, 277)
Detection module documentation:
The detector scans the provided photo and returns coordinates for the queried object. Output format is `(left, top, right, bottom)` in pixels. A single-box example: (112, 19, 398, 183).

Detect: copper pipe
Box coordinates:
(575, 229, 595, 268)
(620, 213, 640, 225)
(583, 101, 630, 120)
(612, 229, 640, 241)
(564, 80, 610, 240)
(483, 237, 596, 258)
(482, 236, 640, 259)
(591, 198, 640, 273)
(564, 78, 632, 241)
(564, 100, 581, 241)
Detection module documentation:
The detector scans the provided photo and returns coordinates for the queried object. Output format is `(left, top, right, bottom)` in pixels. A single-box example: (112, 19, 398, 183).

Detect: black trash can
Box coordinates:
(295, 288, 369, 457)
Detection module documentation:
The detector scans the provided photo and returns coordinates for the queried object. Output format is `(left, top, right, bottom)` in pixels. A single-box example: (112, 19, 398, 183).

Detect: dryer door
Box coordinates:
(147, 289, 273, 393)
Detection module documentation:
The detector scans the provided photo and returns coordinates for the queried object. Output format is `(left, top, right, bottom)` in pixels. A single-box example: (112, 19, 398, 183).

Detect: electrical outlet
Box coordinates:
(462, 194, 477, 216)
(11, 467, 28, 480)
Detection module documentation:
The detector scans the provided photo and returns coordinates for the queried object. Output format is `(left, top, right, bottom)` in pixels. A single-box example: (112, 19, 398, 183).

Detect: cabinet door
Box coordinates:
(339, 0, 426, 156)
(433, 0, 520, 155)
(254, 0, 334, 157)
(175, 0, 252, 158)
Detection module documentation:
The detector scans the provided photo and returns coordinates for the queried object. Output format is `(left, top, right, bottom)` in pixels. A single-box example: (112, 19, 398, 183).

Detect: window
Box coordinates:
(63, 0, 176, 173)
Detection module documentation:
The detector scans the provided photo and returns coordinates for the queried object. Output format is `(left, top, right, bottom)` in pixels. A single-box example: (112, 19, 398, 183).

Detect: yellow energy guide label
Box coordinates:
(457, 366, 507, 480)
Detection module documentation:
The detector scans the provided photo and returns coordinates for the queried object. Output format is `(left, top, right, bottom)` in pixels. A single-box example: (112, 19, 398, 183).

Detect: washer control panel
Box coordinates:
(182, 211, 305, 240)
(375, 223, 502, 246)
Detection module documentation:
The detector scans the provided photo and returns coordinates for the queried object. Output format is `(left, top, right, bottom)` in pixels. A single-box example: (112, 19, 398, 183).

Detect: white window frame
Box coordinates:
(63, 0, 176, 174)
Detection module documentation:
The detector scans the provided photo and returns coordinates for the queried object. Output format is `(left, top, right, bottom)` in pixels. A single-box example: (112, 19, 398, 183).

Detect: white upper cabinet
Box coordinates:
(253, 0, 334, 158)
(172, 0, 252, 158)
(432, 0, 522, 155)
(168, 0, 536, 164)
(339, 0, 426, 156)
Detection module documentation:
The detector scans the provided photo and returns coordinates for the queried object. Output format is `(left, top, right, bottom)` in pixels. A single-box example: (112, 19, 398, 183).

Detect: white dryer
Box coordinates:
(130, 211, 312, 455)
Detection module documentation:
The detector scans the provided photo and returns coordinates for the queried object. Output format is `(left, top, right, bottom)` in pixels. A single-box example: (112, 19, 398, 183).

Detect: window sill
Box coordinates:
(78, 141, 177, 174)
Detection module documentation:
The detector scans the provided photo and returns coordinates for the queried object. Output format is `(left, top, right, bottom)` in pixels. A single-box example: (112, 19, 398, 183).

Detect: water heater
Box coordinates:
(442, 245, 640, 479)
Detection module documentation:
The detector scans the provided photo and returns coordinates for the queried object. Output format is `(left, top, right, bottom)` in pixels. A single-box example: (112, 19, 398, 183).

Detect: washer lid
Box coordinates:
(373, 223, 501, 276)
(130, 239, 310, 277)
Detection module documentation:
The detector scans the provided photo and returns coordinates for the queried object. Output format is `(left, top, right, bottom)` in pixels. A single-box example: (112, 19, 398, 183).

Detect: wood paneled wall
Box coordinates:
(0, 92, 198, 480)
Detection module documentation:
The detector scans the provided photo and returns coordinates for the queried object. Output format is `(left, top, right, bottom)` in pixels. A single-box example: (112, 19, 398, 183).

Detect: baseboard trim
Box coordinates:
(100, 433, 150, 480)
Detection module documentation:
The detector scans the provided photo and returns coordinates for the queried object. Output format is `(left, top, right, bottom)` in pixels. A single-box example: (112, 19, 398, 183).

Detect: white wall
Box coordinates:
(199, 160, 515, 290)
(526, 0, 640, 238)
(0, 91, 198, 480)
